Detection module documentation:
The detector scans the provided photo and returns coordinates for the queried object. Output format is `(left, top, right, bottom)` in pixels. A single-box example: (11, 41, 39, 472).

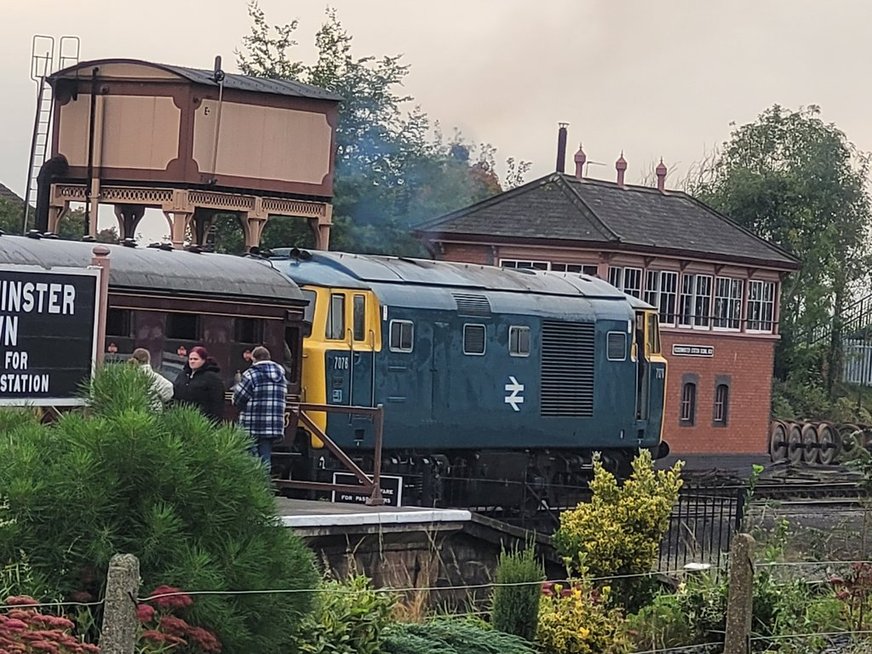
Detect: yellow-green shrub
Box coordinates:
(537, 579, 630, 654)
(554, 450, 683, 578)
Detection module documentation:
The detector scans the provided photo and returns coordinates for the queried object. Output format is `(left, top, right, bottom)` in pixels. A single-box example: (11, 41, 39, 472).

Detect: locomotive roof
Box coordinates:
(0, 236, 304, 303)
(271, 249, 652, 309)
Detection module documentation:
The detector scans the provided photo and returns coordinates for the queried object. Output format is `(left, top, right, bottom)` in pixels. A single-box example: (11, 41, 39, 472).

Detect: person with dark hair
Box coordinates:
(232, 345, 288, 471)
(130, 347, 173, 410)
(172, 345, 225, 424)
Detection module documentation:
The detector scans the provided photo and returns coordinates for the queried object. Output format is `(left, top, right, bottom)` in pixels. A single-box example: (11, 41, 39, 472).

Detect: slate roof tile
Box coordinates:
(416, 173, 798, 270)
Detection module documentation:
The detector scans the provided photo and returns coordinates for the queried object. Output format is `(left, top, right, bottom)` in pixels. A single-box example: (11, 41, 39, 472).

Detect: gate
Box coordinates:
(658, 483, 745, 572)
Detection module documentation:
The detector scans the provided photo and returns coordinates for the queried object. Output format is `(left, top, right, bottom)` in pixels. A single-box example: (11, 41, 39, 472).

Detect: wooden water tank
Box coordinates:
(48, 59, 340, 199)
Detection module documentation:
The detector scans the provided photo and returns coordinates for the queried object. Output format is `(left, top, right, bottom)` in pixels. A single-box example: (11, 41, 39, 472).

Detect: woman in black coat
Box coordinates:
(173, 346, 225, 424)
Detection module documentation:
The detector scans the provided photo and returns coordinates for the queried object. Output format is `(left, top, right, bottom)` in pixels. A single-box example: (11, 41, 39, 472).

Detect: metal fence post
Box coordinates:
(724, 533, 755, 654)
(99, 553, 140, 654)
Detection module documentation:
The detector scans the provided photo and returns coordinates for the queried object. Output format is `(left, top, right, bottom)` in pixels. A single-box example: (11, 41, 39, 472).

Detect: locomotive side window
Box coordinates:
(326, 293, 346, 340)
(234, 318, 264, 344)
(509, 325, 530, 357)
(389, 320, 414, 352)
(463, 324, 486, 356)
(606, 331, 627, 361)
(106, 308, 132, 337)
(353, 295, 366, 341)
(166, 313, 199, 340)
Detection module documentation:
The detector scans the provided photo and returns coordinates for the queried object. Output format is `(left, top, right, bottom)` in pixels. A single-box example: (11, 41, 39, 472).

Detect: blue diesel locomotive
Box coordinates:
(271, 249, 668, 508)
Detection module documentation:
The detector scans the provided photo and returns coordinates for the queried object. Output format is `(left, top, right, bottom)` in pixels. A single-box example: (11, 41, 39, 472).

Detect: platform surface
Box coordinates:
(275, 497, 472, 528)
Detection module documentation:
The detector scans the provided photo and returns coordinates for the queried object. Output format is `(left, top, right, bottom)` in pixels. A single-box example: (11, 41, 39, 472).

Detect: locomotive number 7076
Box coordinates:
(333, 355, 349, 370)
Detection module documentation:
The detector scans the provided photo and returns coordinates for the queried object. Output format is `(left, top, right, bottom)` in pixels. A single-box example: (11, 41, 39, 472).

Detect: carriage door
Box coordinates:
(349, 293, 375, 407)
(634, 311, 650, 421)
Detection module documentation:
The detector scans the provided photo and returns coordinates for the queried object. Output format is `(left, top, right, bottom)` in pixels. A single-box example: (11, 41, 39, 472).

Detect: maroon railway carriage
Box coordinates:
(0, 234, 308, 401)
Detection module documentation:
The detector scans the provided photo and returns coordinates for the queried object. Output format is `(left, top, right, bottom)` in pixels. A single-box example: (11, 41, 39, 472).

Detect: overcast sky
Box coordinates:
(2, 1, 871, 238)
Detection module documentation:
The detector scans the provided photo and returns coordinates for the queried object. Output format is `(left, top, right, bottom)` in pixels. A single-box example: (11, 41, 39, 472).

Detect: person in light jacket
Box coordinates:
(232, 345, 288, 472)
(130, 348, 173, 410)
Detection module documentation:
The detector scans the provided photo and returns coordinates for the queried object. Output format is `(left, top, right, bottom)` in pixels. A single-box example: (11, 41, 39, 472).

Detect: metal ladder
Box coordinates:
(22, 35, 80, 233)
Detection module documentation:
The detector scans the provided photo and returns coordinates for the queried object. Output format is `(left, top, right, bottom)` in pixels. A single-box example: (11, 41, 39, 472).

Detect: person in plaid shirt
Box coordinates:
(232, 346, 288, 471)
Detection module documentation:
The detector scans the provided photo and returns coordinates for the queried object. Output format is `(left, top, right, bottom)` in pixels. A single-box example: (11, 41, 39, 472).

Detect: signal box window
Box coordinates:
(509, 326, 531, 357)
(326, 294, 345, 340)
(106, 308, 132, 337)
(234, 317, 264, 344)
(714, 383, 730, 426)
(607, 331, 627, 361)
(463, 324, 486, 356)
(166, 313, 199, 340)
(680, 382, 697, 426)
(353, 295, 366, 341)
(389, 320, 414, 352)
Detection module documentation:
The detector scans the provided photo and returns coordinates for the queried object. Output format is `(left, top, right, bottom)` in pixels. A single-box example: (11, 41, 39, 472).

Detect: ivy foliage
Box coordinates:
(0, 364, 319, 654)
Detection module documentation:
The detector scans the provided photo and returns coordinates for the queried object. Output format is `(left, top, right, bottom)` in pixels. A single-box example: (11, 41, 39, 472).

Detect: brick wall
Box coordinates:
(661, 330, 776, 455)
(440, 243, 492, 265)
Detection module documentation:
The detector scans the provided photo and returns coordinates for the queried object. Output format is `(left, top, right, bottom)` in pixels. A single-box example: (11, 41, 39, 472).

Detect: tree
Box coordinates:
(0, 198, 117, 243)
(0, 365, 318, 653)
(690, 105, 872, 385)
(236, 4, 528, 255)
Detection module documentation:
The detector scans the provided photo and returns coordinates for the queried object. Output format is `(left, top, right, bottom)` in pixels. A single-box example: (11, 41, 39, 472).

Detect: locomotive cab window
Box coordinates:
(646, 312, 661, 355)
(353, 295, 366, 341)
(607, 331, 627, 361)
(326, 293, 345, 340)
(389, 320, 414, 352)
(509, 325, 531, 357)
(166, 313, 199, 340)
(463, 324, 486, 356)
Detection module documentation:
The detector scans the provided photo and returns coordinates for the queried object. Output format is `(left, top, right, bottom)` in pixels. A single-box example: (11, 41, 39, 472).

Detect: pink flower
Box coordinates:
(135, 603, 156, 624)
(158, 615, 189, 637)
(148, 586, 193, 609)
(4, 596, 38, 607)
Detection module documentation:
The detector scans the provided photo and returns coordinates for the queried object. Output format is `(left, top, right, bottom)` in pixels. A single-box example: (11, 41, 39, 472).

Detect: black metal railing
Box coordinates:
(658, 484, 745, 572)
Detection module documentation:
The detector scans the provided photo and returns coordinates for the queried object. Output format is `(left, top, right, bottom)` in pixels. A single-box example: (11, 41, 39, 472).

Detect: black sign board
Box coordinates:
(671, 344, 714, 358)
(0, 266, 100, 406)
(331, 472, 403, 507)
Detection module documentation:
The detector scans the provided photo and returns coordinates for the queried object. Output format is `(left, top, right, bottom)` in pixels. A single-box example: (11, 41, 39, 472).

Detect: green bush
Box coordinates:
(383, 619, 537, 654)
(625, 591, 695, 651)
(553, 450, 683, 609)
(490, 544, 543, 641)
(0, 364, 319, 654)
(537, 579, 631, 654)
(294, 575, 396, 654)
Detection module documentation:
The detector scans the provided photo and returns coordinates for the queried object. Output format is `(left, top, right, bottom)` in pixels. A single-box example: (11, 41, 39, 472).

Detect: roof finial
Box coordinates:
(655, 158, 668, 192)
(573, 143, 587, 179)
(615, 151, 627, 186)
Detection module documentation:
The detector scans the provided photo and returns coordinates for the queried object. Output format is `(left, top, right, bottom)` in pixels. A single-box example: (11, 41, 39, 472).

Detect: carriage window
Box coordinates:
(389, 320, 414, 352)
(106, 309, 132, 337)
(353, 295, 366, 341)
(607, 331, 627, 361)
(234, 318, 264, 344)
(326, 293, 345, 340)
(166, 313, 199, 340)
(463, 324, 486, 356)
(509, 326, 530, 357)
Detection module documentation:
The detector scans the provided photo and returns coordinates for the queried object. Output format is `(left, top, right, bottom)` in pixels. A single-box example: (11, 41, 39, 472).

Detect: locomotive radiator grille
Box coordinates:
(540, 321, 595, 417)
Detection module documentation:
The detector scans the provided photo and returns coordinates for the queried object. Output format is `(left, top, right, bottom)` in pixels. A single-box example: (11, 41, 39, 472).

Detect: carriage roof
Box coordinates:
(0, 236, 304, 303)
